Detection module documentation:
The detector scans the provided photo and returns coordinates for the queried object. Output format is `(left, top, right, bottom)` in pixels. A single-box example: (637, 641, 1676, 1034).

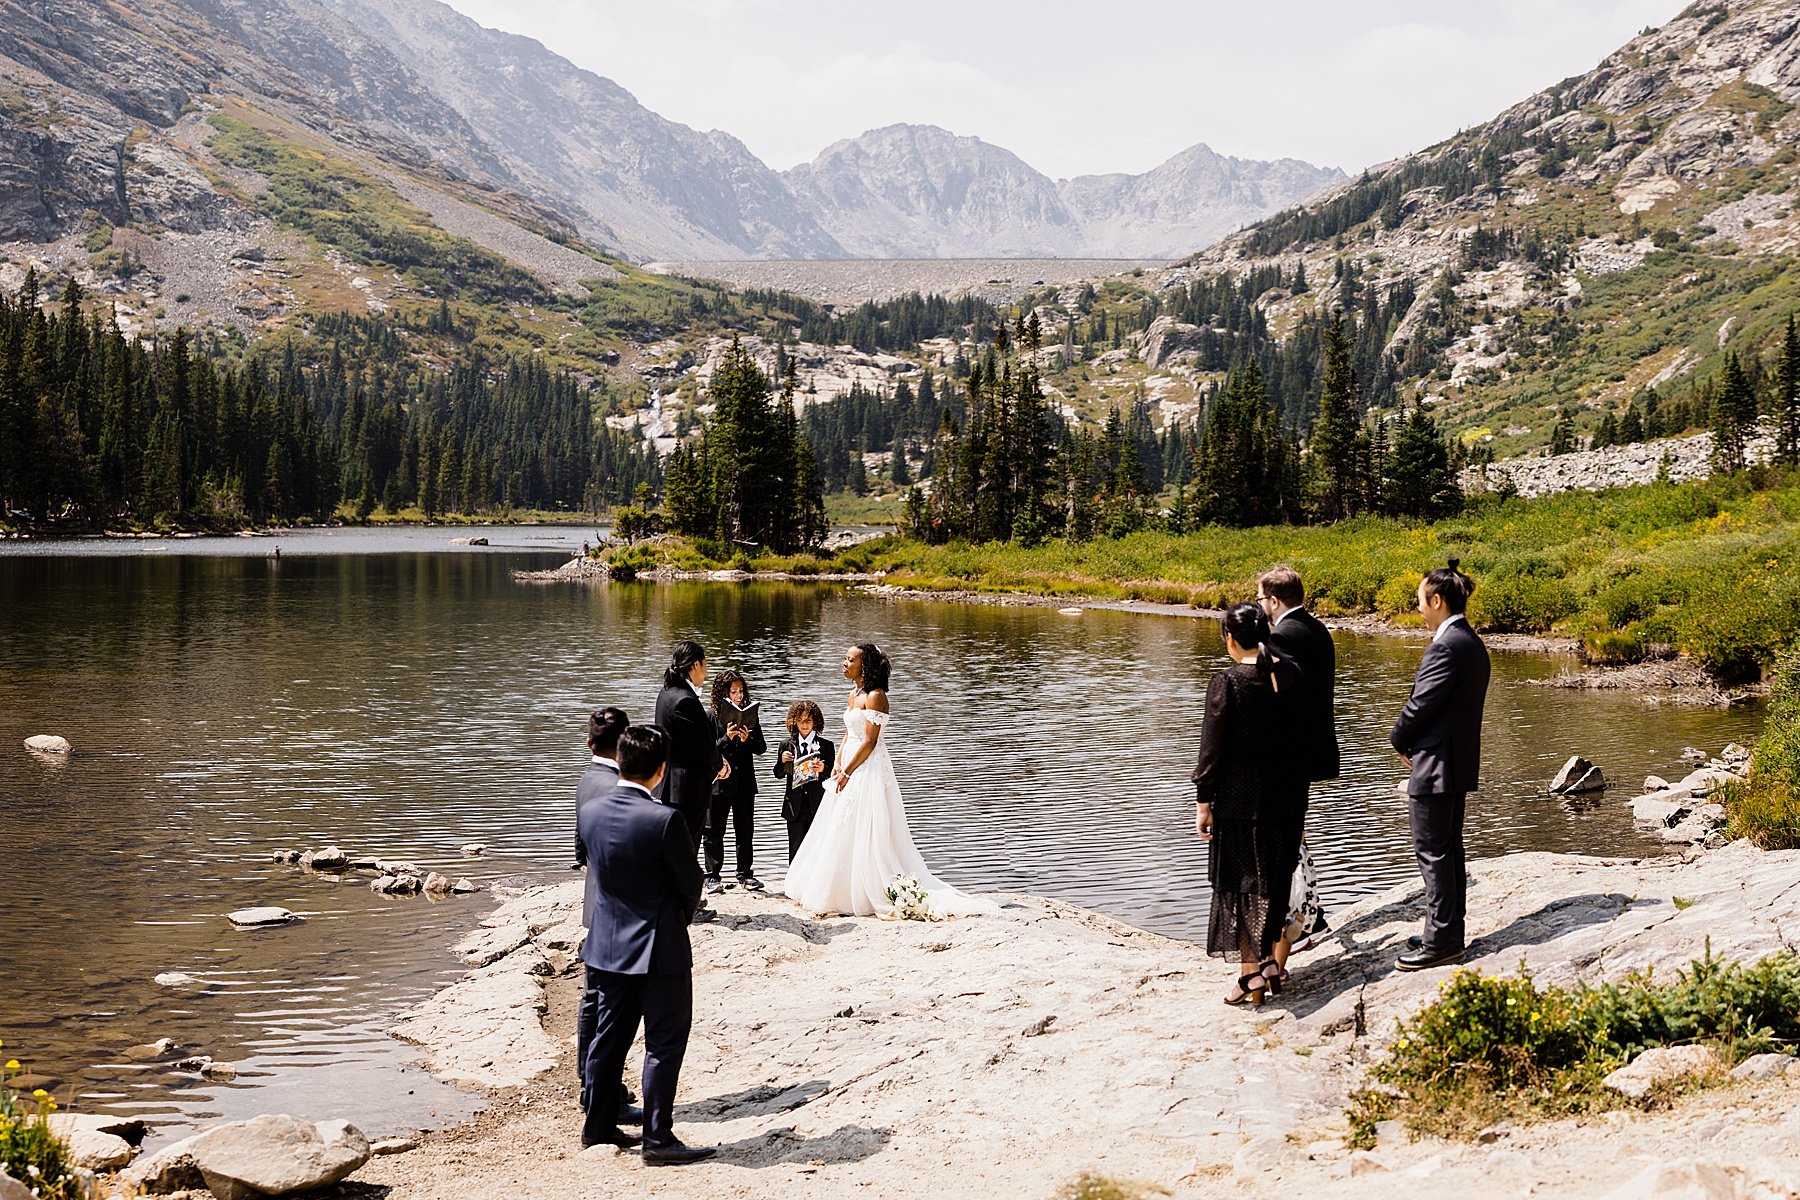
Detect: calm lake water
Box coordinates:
(0, 530, 1765, 1141)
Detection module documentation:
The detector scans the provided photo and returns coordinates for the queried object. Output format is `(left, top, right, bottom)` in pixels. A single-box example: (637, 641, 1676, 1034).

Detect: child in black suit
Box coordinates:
(773, 699, 835, 862)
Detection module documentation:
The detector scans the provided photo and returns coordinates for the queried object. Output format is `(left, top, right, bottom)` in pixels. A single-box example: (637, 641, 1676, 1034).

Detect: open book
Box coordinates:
(721, 698, 760, 730)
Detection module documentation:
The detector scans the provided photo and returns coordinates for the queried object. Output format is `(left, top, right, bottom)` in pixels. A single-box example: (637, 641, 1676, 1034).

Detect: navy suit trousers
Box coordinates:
(1408, 791, 1467, 953)
(581, 966, 693, 1147)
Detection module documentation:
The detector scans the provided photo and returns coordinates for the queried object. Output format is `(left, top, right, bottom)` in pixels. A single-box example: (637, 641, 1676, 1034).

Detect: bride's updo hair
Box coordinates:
(853, 642, 891, 692)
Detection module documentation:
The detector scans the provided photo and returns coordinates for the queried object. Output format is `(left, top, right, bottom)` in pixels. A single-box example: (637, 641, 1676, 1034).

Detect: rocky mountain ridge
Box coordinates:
(0, 0, 1343, 264)
(1157, 0, 1800, 457)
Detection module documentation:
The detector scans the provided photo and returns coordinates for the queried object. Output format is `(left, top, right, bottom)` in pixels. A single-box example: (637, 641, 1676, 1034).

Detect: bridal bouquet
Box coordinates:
(884, 874, 939, 922)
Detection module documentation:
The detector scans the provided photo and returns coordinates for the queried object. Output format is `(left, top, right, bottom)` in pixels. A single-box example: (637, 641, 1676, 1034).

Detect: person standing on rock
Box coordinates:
(654, 640, 729, 923)
(1390, 559, 1491, 972)
(578, 724, 714, 1165)
(1256, 566, 1339, 985)
(573, 706, 640, 1124)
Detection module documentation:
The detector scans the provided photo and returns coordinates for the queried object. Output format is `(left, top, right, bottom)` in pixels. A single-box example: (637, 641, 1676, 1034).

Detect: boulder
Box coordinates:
(49, 1113, 147, 1146)
(1600, 1160, 1735, 1200)
(65, 1129, 134, 1171)
(24, 734, 72, 754)
(422, 871, 453, 895)
(1730, 1053, 1798, 1081)
(1681, 747, 1707, 762)
(1602, 1044, 1723, 1099)
(0, 1173, 36, 1200)
(300, 846, 348, 870)
(120, 1134, 205, 1194)
(451, 878, 479, 894)
(1643, 775, 1671, 792)
(370, 874, 423, 895)
(227, 907, 299, 928)
(1549, 756, 1605, 794)
(1631, 796, 1687, 827)
(187, 1115, 370, 1200)
(374, 859, 420, 876)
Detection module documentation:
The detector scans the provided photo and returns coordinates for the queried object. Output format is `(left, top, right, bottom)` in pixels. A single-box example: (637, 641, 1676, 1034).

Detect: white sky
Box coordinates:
(440, 0, 1683, 179)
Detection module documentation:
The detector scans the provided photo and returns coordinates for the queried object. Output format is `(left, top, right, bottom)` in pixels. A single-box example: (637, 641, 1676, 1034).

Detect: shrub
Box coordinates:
(604, 544, 656, 582)
(1347, 949, 1800, 1146)
(1580, 624, 1652, 665)
(1469, 575, 1579, 632)
(0, 1051, 81, 1200)
(1376, 572, 1422, 619)
(610, 504, 661, 542)
(1725, 651, 1800, 848)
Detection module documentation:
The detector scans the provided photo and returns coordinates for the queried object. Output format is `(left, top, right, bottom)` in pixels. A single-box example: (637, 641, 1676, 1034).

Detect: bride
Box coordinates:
(783, 643, 997, 918)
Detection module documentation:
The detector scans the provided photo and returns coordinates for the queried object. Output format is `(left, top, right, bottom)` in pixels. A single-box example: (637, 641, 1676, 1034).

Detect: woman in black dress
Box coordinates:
(1191, 602, 1307, 1006)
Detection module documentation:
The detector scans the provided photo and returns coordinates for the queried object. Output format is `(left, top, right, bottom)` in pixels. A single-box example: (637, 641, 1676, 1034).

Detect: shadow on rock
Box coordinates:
(1463, 891, 1632, 964)
(677, 1078, 830, 1122)
(314, 1183, 394, 1200)
(720, 910, 856, 944)
(713, 1123, 892, 1168)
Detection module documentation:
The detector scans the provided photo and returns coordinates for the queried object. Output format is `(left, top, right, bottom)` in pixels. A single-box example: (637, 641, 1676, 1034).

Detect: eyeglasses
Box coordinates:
(1255, 594, 1274, 603)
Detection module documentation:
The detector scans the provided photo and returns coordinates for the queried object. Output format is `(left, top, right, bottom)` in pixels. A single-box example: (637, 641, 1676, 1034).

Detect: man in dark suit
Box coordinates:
(654, 640, 727, 922)
(572, 707, 639, 1120)
(1390, 559, 1491, 972)
(1258, 566, 1340, 788)
(579, 725, 714, 1166)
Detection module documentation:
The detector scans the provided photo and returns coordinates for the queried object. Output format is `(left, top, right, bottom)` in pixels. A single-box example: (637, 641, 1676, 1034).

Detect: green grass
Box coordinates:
(1724, 651, 1800, 847)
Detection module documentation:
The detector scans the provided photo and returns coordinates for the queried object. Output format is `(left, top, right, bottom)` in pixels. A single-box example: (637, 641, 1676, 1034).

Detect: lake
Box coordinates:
(0, 529, 1764, 1141)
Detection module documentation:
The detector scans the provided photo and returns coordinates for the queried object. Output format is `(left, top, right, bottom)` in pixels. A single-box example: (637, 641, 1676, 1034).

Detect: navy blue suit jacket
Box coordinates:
(1391, 618, 1492, 796)
(578, 783, 703, 975)
(574, 758, 620, 927)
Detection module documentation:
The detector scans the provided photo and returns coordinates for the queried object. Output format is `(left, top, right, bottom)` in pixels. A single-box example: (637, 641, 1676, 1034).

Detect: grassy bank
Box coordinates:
(842, 471, 1800, 680)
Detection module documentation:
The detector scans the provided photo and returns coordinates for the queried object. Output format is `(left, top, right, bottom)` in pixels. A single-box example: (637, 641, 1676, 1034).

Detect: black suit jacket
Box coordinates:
(772, 734, 835, 821)
(1268, 608, 1340, 783)
(711, 712, 768, 799)
(574, 758, 620, 926)
(1390, 617, 1492, 796)
(654, 681, 720, 822)
(578, 783, 703, 975)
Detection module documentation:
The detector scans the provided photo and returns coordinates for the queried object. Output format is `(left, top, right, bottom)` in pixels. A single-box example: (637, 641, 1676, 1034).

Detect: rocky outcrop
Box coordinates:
(1464, 427, 1778, 500)
(186, 1115, 370, 1200)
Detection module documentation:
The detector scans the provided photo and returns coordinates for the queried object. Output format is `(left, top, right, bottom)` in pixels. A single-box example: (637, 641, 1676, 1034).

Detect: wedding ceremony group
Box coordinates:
(567, 557, 1490, 1165)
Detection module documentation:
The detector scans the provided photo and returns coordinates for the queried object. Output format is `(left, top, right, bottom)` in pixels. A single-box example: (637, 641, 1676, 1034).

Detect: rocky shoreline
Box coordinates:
(347, 833, 1800, 1200)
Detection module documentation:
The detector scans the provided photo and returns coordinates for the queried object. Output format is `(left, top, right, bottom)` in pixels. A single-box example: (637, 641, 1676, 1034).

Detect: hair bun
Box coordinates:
(1447, 556, 1461, 571)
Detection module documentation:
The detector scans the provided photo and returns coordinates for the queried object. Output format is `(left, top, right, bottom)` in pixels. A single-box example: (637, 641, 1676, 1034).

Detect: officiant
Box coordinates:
(705, 669, 767, 893)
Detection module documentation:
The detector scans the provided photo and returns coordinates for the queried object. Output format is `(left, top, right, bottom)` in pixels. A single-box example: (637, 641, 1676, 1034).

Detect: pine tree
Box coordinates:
(1777, 314, 1800, 467)
(1711, 352, 1755, 473)
(1384, 400, 1461, 518)
(1306, 312, 1361, 522)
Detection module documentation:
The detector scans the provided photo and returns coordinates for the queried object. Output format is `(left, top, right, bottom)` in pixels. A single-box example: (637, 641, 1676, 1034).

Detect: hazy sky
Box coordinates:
(441, 0, 1681, 178)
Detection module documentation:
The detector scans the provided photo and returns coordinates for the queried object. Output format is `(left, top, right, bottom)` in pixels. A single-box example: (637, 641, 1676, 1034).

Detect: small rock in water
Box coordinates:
(1549, 755, 1605, 794)
(126, 1037, 181, 1059)
(460, 843, 486, 856)
(154, 972, 200, 989)
(422, 871, 453, 895)
(375, 859, 421, 876)
(450, 877, 479, 894)
(1680, 746, 1708, 762)
(370, 874, 423, 895)
(1057, 607, 1083, 616)
(300, 846, 349, 870)
(1642, 775, 1671, 792)
(227, 906, 300, 928)
(24, 734, 72, 754)
(270, 849, 301, 864)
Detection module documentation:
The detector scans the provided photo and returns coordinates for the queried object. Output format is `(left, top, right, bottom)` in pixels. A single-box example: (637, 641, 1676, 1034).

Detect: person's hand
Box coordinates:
(1195, 804, 1213, 840)
(716, 761, 732, 781)
(732, 723, 752, 742)
(780, 750, 793, 763)
(832, 767, 851, 792)
(1398, 753, 1413, 770)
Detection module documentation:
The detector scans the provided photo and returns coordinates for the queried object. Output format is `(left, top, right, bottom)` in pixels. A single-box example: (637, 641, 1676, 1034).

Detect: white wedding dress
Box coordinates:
(784, 707, 998, 918)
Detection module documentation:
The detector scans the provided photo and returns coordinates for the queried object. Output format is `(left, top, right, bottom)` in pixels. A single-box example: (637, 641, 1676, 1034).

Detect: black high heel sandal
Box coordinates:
(1224, 972, 1267, 1007)
(1260, 959, 1284, 996)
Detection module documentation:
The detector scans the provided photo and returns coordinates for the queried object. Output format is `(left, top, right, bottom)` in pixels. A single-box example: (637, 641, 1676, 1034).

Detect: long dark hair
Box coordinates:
(853, 642, 891, 692)
(663, 639, 706, 688)
(1220, 602, 1269, 650)
(710, 668, 748, 716)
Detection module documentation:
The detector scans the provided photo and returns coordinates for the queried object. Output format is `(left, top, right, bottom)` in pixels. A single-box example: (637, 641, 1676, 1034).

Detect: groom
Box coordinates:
(1389, 559, 1490, 972)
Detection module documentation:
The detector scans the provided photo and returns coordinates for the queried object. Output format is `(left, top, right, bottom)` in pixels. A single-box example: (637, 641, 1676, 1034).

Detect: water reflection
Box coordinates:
(0, 541, 1764, 1137)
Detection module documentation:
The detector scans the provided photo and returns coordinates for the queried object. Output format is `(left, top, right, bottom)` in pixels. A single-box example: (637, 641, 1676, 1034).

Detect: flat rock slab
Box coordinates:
(24, 734, 71, 753)
(391, 948, 558, 1088)
(227, 907, 299, 927)
(189, 1115, 370, 1200)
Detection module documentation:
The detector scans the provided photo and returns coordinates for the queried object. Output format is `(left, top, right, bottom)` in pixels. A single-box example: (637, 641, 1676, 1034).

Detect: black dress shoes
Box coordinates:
(1396, 946, 1465, 972)
(1407, 935, 1423, 950)
(582, 1127, 642, 1150)
(618, 1104, 644, 1125)
(642, 1139, 716, 1166)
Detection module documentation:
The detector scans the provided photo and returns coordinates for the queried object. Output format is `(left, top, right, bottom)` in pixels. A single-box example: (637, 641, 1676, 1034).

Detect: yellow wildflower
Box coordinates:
(32, 1088, 47, 1098)
(3, 1059, 18, 1070)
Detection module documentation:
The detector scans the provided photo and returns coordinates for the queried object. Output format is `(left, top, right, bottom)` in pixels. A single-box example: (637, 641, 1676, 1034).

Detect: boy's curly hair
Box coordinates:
(786, 699, 824, 736)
